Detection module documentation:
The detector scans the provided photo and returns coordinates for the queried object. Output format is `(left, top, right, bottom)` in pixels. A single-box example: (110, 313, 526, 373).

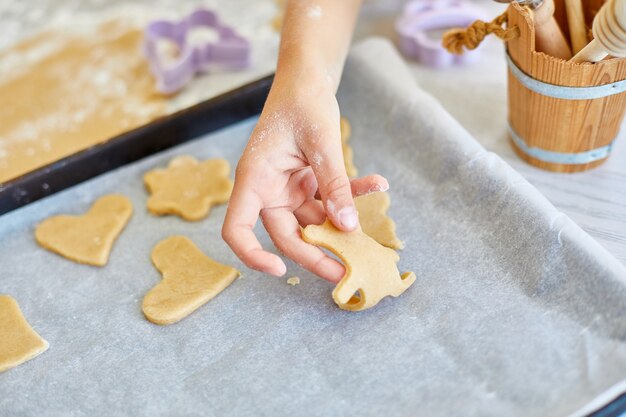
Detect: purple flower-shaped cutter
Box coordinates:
(396, 0, 485, 68)
(143, 9, 251, 94)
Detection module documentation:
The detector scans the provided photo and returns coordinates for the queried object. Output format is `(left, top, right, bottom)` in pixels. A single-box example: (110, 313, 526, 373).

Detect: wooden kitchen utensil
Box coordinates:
(564, 0, 588, 53)
(494, 0, 573, 59)
(571, 0, 626, 62)
(442, 0, 626, 172)
(506, 1, 626, 172)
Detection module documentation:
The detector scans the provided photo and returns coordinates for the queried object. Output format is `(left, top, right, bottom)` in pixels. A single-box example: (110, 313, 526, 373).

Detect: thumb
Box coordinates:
(304, 128, 358, 232)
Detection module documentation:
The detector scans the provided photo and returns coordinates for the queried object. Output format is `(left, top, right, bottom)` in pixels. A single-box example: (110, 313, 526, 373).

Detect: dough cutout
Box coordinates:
(0, 295, 49, 373)
(355, 192, 404, 250)
(35, 194, 132, 266)
(287, 276, 300, 286)
(143, 236, 240, 325)
(272, 0, 287, 32)
(340, 117, 358, 178)
(302, 219, 415, 311)
(144, 155, 233, 221)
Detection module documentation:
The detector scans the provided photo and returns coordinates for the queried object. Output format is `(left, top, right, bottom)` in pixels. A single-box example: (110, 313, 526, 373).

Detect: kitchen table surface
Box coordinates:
(357, 0, 626, 265)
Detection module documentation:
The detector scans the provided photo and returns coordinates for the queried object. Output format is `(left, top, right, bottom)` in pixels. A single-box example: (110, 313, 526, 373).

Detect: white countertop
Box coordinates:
(357, 0, 626, 265)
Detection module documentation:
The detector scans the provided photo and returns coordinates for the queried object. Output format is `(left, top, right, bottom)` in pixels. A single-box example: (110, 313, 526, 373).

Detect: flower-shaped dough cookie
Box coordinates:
(144, 155, 233, 221)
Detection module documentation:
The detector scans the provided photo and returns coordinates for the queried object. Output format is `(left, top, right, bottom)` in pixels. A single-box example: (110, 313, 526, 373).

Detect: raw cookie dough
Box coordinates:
(340, 117, 358, 178)
(302, 219, 415, 311)
(287, 276, 300, 286)
(144, 155, 233, 221)
(35, 194, 133, 266)
(355, 192, 404, 250)
(0, 295, 49, 373)
(143, 236, 240, 325)
(272, 0, 287, 31)
(0, 21, 166, 183)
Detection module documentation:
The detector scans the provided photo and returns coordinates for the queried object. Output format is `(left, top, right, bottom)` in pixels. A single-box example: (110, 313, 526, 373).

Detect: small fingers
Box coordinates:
(222, 179, 286, 277)
(350, 175, 389, 197)
(281, 166, 318, 208)
(313, 175, 390, 199)
(293, 199, 325, 226)
(298, 175, 389, 227)
(261, 208, 345, 283)
(304, 128, 358, 232)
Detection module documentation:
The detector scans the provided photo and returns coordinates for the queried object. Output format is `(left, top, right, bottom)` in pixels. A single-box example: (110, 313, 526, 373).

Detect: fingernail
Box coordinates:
(274, 260, 287, 277)
(375, 182, 389, 192)
(338, 206, 358, 230)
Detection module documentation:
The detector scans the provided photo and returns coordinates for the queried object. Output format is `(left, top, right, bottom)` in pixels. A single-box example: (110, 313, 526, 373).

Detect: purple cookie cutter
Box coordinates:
(143, 9, 251, 94)
(395, 0, 485, 68)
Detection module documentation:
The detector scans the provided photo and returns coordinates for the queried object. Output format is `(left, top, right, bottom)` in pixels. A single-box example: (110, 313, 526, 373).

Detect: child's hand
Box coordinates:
(222, 73, 387, 282)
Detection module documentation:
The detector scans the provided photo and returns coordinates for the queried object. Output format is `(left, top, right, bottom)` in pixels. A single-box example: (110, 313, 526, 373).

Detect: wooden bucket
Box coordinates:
(506, 1, 626, 172)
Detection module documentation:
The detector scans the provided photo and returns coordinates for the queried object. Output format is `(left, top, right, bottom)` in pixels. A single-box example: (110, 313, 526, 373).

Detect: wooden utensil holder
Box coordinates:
(506, 1, 626, 172)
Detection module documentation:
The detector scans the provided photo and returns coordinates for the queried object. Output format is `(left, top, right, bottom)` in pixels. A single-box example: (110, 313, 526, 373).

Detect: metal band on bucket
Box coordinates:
(508, 124, 614, 164)
(506, 54, 626, 100)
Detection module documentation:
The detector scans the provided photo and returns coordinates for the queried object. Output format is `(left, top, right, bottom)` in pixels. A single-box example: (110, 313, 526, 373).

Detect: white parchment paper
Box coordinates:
(0, 38, 625, 417)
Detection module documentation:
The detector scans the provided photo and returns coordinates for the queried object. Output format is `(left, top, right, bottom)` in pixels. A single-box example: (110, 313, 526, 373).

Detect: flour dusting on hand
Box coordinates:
(326, 199, 336, 216)
(311, 152, 323, 167)
(307, 5, 322, 19)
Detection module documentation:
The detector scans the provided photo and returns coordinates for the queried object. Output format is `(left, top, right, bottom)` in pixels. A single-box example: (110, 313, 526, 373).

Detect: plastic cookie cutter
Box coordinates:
(143, 9, 251, 94)
(395, 0, 485, 68)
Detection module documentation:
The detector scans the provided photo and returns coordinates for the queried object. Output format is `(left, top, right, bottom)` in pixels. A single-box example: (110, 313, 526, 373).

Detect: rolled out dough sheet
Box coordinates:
(0, 21, 166, 183)
(0, 2, 280, 184)
(0, 38, 624, 417)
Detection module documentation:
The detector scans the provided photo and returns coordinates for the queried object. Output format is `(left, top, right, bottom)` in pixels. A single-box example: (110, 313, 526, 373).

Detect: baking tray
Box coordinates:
(0, 75, 273, 216)
(590, 393, 626, 417)
(1, 38, 625, 417)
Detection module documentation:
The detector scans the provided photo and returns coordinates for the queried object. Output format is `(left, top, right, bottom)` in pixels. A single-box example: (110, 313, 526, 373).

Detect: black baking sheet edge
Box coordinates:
(588, 392, 626, 417)
(0, 74, 273, 216)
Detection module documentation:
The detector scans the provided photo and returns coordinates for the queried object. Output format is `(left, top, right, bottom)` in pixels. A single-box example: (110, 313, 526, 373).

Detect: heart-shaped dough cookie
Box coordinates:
(302, 219, 415, 311)
(0, 295, 48, 373)
(35, 194, 133, 266)
(144, 155, 233, 221)
(143, 236, 240, 325)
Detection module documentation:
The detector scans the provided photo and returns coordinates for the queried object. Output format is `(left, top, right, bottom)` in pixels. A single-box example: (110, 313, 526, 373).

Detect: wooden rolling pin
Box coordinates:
(565, 0, 588, 53)
(571, 0, 626, 62)
(495, 0, 573, 59)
